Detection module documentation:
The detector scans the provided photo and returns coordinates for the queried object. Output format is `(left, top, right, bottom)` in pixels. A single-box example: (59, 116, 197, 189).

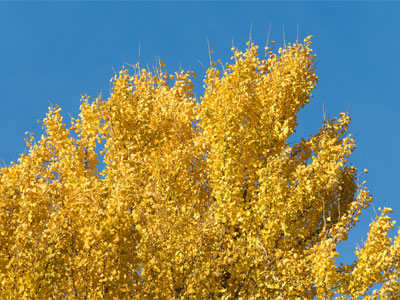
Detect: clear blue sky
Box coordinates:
(1, 2, 399, 265)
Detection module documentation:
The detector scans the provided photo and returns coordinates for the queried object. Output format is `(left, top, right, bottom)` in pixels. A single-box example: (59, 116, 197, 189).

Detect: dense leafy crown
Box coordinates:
(1, 37, 399, 299)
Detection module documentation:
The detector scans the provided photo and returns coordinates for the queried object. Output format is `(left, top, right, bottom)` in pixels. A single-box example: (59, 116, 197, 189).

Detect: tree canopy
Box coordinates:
(1, 36, 399, 299)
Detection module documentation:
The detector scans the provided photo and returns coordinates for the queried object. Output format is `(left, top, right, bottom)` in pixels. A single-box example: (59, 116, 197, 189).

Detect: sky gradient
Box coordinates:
(1, 2, 399, 265)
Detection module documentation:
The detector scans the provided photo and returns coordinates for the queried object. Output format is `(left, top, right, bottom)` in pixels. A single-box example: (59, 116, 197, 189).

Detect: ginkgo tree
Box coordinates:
(1, 36, 399, 299)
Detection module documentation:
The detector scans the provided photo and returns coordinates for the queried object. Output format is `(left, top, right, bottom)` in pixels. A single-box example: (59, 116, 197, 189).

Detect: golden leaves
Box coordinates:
(0, 37, 398, 299)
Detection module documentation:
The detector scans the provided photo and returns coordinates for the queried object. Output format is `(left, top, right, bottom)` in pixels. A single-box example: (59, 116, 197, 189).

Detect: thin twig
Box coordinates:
(257, 235, 285, 300)
(265, 21, 272, 59)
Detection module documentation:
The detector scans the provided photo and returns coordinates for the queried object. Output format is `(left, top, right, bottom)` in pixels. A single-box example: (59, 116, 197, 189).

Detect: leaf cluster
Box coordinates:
(1, 37, 399, 299)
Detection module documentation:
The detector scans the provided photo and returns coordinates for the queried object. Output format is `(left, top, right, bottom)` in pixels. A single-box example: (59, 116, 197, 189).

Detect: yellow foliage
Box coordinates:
(1, 37, 399, 299)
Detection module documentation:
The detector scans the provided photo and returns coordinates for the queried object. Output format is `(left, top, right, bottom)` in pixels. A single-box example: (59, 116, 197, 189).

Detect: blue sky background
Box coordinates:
(1, 2, 399, 266)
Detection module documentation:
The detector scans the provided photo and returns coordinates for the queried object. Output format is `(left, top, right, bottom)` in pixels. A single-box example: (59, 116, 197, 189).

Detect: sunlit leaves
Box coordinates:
(0, 36, 399, 299)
